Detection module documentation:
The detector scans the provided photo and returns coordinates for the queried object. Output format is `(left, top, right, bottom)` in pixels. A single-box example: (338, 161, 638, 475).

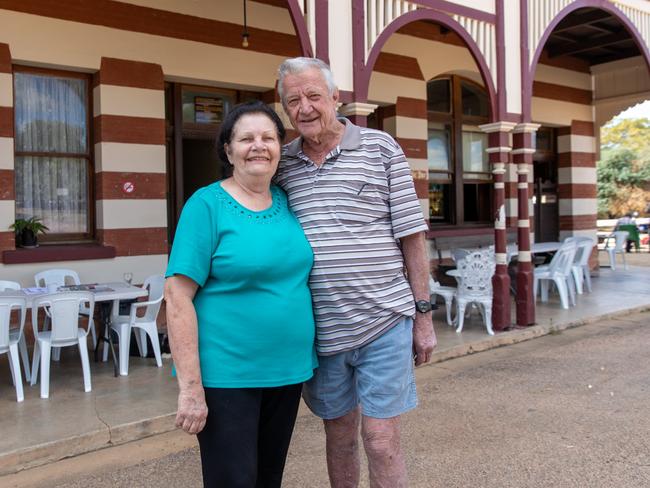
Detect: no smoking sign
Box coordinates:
(122, 181, 135, 194)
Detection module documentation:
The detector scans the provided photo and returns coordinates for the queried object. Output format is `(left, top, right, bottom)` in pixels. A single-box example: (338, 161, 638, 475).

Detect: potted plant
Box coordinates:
(10, 217, 49, 248)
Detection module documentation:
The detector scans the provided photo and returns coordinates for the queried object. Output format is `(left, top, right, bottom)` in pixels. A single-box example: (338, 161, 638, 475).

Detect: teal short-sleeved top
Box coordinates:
(165, 181, 317, 388)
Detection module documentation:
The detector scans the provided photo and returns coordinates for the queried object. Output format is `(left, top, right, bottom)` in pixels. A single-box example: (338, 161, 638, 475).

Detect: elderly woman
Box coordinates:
(164, 100, 317, 488)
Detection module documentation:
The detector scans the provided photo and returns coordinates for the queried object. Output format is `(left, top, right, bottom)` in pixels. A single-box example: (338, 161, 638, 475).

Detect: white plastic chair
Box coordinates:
(455, 250, 496, 335)
(34, 269, 97, 349)
(102, 275, 164, 376)
(0, 297, 27, 402)
(567, 237, 595, 294)
(429, 277, 456, 326)
(0, 280, 30, 382)
(534, 240, 577, 310)
(30, 292, 94, 399)
(604, 231, 628, 271)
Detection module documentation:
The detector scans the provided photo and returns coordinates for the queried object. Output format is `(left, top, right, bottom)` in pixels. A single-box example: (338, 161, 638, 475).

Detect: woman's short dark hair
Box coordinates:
(216, 100, 286, 174)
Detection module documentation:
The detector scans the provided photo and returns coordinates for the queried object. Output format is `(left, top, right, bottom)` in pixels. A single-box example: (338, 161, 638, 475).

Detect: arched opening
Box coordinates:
(426, 76, 491, 226)
(527, 5, 650, 244)
(364, 16, 496, 233)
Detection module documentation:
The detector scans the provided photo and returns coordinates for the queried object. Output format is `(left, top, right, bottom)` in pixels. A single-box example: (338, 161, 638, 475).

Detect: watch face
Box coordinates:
(416, 300, 432, 312)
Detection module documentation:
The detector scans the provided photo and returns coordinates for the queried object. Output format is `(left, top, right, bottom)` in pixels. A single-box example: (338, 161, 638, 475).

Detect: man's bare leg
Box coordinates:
(324, 408, 361, 488)
(361, 415, 407, 488)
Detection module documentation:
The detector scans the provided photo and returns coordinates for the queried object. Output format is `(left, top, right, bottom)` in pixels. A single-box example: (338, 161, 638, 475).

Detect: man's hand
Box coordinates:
(176, 385, 208, 435)
(413, 312, 436, 366)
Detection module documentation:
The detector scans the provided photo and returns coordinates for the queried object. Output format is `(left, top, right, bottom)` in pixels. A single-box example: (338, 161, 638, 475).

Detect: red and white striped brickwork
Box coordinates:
(0, 44, 14, 256)
(557, 120, 598, 242)
(93, 57, 168, 258)
(379, 96, 429, 217)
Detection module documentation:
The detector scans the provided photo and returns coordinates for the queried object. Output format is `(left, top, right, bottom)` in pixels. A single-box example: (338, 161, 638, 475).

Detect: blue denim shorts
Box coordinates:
(303, 317, 417, 419)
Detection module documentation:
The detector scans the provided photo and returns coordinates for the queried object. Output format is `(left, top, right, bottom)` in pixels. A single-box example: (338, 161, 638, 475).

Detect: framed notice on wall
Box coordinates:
(194, 96, 224, 124)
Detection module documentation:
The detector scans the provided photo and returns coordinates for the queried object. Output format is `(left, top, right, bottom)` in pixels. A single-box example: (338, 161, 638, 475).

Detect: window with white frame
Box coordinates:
(427, 76, 491, 225)
(13, 68, 92, 242)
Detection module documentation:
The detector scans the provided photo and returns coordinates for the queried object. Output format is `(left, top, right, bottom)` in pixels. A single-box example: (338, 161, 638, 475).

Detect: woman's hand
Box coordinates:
(176, 385, 208, 434)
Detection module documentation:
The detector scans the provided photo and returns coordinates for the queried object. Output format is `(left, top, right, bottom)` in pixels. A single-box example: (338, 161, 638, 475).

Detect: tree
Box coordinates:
(601, 117, 650, 158)
(598, 118, 650, 218)
(597, 149, 650, 217)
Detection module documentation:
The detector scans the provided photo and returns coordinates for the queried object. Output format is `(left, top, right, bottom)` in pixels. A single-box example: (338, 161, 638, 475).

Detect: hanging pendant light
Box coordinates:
(242, 0, 250, 48)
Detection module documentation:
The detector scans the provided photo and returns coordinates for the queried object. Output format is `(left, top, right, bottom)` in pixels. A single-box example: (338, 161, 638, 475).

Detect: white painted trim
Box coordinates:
(0, 73, 13, 107)
(94, 142, 166, 173)
(494, 182, 505, 189)
(557, 135, 596, 154)
(558, 167, 597, 184)
(479, 121, 517, 133)
(518, 219, 530, 227)
(559, 198, 597, 216)
(93, 85, 165, 119)
(338, 102, 378, 117)
(518, 251, 531, 262)
(0, 200, 15, 229)
(511, 148, 536, 155)
(513, 123, 540, 133)
(96, 199, 167, 229)
(0, 138, 14, 170)
(486, 147, 512, 153)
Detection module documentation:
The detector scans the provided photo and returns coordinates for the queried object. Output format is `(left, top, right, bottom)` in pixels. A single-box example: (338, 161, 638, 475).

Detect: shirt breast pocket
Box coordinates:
(335, 184, 389, 226)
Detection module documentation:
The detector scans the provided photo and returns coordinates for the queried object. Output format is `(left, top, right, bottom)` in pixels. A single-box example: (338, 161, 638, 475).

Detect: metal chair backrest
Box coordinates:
(0, 297, 26, 349)
(548, 240, 577, 276)
(34, 269, 81, 288)
(140, 275, 165, 322)
(457, 250, 495, 298)
(451, 249, 471, 264)
(612, 231, 629, 251)
(32, 292, 94, 342)
(0, 280, 20, 291)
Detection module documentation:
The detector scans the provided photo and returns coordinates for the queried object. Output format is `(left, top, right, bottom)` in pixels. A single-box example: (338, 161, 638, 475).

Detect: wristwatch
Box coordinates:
(415, 300, 435, 313)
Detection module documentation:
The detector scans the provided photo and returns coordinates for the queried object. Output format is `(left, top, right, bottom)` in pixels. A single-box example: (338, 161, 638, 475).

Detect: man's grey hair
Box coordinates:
(277, 57, 337, 105)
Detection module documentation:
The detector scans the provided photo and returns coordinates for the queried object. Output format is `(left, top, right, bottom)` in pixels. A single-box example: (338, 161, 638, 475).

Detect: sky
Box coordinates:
(614, 99, 650, 120)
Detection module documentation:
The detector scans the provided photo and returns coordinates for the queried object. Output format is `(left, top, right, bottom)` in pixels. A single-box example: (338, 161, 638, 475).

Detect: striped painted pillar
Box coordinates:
(557, 121, 597, 242)
(480, 121, 516, 331)
(0, 44, 14, 255)
(93, 57, 168, 258)
(381, 97, 429, 217)
(512, 123, 540, 327)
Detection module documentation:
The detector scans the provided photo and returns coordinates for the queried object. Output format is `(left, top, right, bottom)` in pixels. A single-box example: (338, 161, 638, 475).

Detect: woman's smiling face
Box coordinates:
(225, 112, 281, 180)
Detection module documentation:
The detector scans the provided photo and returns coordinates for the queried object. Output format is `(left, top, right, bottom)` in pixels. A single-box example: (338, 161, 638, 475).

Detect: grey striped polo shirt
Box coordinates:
(275, 119, 428, 355)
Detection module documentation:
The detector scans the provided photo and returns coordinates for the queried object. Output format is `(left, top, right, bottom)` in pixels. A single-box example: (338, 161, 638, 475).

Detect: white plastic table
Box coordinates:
(0, 282, 148, 377)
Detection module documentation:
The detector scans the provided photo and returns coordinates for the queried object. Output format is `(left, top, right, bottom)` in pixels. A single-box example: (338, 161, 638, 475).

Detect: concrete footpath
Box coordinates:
(0, 255, 649, 477)
(4, 308, 650, 487)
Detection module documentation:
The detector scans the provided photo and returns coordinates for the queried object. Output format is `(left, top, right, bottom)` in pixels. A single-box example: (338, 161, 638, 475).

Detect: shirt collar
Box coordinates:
(284, 117, 362, 157)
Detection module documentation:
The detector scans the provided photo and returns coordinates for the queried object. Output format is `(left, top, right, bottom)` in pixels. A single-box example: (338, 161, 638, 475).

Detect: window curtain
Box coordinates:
(14, 73, 88, 235)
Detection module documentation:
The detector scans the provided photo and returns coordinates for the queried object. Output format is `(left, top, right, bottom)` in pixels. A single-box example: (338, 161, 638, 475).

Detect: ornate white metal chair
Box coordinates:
(30, 292, 94, 399)
(0, 280, 30, 381)
(34, 269, 97, 349)
(0, 296, 27, 402)
(429, 277, 456, 326)
(604, 231, 628, 271)
(534, 240, 577, 310)
(455, 250, 496, 335)
(102, 275, 165, 376)
(567, 237, 595, 294)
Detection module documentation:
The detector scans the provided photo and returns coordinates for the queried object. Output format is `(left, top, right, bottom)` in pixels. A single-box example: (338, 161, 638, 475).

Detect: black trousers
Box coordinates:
(197, 383, 302, 488)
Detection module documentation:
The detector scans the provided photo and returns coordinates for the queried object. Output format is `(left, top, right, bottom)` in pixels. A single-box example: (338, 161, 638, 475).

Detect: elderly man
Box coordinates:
(274, 57, 436, 488)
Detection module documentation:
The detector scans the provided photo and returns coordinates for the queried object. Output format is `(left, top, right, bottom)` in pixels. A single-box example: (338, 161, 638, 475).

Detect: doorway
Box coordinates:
(533, 127, 559, 243)
(167, 83, 268, 243)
